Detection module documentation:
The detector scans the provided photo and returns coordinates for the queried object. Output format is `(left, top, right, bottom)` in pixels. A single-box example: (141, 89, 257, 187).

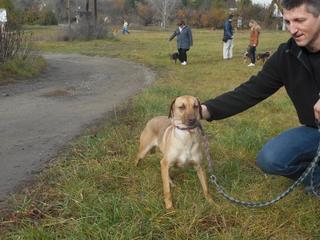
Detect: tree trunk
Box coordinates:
(94, 0, 97, 27)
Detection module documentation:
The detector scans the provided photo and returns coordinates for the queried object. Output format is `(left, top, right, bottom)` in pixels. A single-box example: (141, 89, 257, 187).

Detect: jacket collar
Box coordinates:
(286, 38, 312, 74)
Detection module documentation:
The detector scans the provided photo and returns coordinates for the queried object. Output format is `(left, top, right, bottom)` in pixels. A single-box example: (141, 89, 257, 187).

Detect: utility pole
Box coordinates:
(86, 0, 89, 12)
(67, 0, 71, 32)
(94, 0, 97, 27)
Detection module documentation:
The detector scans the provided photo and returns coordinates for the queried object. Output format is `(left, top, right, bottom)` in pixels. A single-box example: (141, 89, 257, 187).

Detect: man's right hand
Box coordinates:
(201, 104, 210, 120)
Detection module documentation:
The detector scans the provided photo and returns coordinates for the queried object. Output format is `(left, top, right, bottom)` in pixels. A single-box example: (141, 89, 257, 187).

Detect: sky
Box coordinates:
(252, 0, 273, 6)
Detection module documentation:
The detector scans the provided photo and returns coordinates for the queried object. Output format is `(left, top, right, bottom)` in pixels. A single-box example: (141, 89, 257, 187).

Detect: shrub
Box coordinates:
(0, 0, 22, 29)
(0, 54, 46, 81)
(58, 17, 111, 41)
(0, 30, 33, 64)
(38, 9, 58, 26)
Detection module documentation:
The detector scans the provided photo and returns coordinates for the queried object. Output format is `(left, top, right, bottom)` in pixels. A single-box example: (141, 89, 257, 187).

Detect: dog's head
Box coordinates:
(170, 52, 179, 63)
(168, 95, 202, 127)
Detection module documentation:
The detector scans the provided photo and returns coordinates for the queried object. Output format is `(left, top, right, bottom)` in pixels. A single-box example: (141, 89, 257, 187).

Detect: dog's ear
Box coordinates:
(168, 98, 176, 118)
(197, 98, 203, 119)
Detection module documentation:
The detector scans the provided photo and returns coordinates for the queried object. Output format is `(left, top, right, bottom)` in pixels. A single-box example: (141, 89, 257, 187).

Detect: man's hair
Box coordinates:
(178, 19, 185, 26)
(281, 0, 320, 17)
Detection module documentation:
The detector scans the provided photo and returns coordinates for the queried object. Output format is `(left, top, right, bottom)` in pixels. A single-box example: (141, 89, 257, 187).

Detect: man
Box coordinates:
(169, 20, 193, 65)
(202, 0, 320, 191)
(223, 14, 234, 60)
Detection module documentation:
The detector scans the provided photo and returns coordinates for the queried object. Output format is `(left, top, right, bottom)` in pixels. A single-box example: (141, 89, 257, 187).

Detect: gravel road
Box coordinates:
(0, 53, 154, 201)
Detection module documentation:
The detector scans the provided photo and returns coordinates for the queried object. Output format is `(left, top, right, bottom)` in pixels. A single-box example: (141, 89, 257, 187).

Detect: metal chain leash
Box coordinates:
(198, 123, 320, 208)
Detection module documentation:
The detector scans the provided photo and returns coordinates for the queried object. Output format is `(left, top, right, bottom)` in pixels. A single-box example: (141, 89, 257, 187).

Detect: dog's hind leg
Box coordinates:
(135, 128, 158, 166)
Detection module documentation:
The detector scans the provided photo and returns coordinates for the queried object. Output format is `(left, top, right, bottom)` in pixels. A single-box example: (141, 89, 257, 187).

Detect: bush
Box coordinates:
(58, 17, 111, 41)
(0, 54, 46, 83)
(38, 10, 58, 26)
(0, 0, 22, 29)
(23, 9, 40, 25)
(0, 31, 33, 64)
(22, 8, 58, 26)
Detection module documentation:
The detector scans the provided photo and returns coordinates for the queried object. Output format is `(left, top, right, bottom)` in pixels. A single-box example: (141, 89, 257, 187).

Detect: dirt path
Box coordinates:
(0, 53, 155, 201)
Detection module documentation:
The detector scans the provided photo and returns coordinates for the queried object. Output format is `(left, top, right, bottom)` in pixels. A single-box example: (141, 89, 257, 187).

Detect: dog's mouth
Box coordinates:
(186, 118, 197, 127)
(174, 118, 200, 130)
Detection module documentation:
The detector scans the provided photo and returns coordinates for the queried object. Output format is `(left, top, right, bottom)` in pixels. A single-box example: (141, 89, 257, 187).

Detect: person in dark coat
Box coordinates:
(169, 20, 193, 65)
(202, 0, 320, 192)
(222, 14, 234, 59)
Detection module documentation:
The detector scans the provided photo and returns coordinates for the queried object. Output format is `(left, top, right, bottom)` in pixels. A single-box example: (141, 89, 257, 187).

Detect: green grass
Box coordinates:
(0, 55, 47, 85)
(1, 27, 319, 239)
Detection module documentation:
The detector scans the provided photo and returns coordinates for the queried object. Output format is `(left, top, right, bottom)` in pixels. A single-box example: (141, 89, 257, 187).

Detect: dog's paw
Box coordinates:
(165, 202, 174, 209)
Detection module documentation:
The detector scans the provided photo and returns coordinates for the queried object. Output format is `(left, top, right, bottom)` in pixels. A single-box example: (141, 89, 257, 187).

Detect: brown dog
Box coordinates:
(136, 95, 212, 209)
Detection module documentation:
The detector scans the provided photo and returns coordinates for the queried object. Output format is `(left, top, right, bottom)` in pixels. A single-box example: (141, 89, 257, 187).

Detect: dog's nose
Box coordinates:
(187, 118, 197, 126)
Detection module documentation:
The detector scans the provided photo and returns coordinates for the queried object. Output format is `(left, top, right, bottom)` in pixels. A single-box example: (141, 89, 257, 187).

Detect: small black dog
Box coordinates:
(243, 48, 250, 63)
(170, 52, 180, 64)
(257, 51, 271, 63)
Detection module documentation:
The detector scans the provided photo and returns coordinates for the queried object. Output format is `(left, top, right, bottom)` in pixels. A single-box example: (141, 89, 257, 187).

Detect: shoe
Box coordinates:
(181, 61, 187, 65)
(248, 63, 255, 67)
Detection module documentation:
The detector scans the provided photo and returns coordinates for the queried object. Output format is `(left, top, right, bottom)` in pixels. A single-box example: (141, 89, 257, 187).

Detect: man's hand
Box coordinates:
(314, 99, 320, 121)
(201, 104, 210, 120)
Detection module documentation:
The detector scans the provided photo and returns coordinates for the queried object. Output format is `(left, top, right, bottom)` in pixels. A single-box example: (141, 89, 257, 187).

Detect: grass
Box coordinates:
(0, 56, 47, 85)
(1, 27, 319, 239)
(0, 25, 50, 84)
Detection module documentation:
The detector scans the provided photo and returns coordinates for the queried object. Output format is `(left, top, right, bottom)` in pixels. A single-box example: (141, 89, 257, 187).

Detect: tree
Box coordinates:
(147, 0, 181, 28)
(136, 2, 155, 26)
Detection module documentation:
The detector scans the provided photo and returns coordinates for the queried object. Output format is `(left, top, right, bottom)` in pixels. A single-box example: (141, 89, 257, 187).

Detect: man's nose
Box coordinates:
(287, 24, 297, 35)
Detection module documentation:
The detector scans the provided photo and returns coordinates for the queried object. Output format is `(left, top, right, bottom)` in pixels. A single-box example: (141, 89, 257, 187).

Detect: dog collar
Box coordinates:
(172, 120, 201, 131)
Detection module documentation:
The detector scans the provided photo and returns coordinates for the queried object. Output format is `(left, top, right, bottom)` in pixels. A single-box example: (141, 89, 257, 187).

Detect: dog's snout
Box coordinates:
(187, 118, 197, 126)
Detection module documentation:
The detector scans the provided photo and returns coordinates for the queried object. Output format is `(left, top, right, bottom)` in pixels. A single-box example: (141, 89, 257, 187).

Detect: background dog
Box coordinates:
(257, 51, 271, 63)
(243, 48, 250, 63)
(170, 52, 179, 64)
(136, 95, 213, 209)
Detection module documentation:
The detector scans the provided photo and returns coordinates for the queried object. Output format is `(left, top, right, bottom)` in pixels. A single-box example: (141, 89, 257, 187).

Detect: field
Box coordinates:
(1, 27, 319, 239)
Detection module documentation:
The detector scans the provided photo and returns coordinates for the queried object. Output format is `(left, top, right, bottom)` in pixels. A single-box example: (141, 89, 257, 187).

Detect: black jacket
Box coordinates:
(203, 38, 319, 128)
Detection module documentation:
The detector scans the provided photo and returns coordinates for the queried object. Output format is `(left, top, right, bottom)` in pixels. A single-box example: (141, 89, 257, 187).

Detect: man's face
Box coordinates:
(283, 4, 320, 52)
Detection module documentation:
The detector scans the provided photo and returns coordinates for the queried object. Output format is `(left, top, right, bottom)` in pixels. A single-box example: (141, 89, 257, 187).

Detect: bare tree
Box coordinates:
(147, 0, 181, 28)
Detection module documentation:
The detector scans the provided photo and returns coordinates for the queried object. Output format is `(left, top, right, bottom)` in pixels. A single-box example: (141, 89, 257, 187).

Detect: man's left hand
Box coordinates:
(314, 99, 320, 121)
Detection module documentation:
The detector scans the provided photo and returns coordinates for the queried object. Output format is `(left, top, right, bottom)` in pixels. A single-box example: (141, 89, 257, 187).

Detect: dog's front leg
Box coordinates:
(195, 165, 213, 203)
(160, 158, 173, 209)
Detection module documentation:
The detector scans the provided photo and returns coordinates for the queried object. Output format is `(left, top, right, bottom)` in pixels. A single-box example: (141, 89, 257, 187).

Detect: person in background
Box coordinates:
(169, 19, 193, 66)
(247, 19, 261, 67)
(123, 20, 130, 34)
(201, 0, 320, 193)
(222, 14, 234, 60)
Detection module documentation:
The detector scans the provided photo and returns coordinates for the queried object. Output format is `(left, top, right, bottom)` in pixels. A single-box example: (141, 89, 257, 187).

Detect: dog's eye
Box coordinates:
(178, 105, 186, 110)
(194, 105, 199, 109)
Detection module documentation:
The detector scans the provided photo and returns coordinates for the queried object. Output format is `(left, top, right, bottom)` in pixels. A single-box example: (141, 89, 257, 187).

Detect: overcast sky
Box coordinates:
(252, 0, 272, 6)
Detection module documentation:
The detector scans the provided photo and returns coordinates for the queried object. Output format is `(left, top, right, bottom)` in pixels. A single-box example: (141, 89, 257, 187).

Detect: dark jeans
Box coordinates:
(248, 46, 256, 64)
(256, 126, 320, 187)
(178, 48, 189, 63)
